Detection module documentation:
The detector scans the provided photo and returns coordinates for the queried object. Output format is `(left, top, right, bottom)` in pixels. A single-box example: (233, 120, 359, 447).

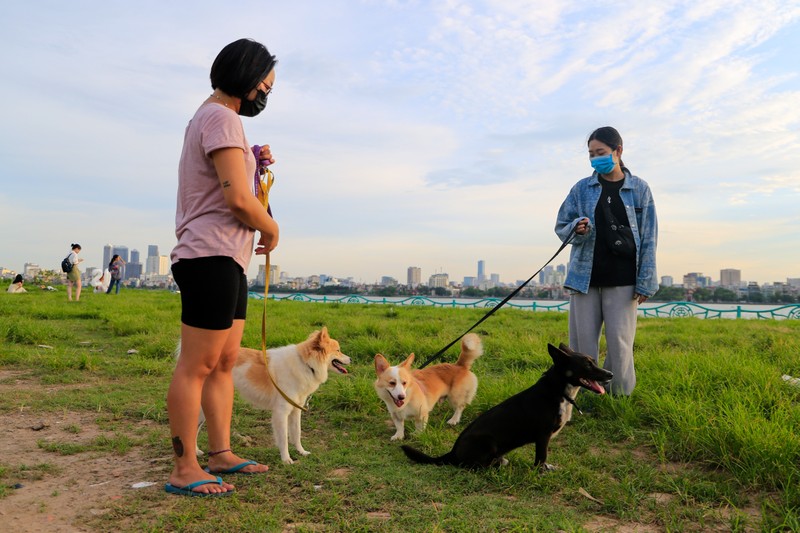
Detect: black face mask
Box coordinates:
(238, 89, 268, 117)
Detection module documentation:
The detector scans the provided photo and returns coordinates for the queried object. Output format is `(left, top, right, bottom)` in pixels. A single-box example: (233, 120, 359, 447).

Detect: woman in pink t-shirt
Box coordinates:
(166, 38, 279, 497)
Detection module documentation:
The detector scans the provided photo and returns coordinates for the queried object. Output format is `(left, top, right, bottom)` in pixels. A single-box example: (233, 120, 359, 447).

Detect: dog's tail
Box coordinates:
(455, 333, 483, 369)
(400, 445, 455, 465)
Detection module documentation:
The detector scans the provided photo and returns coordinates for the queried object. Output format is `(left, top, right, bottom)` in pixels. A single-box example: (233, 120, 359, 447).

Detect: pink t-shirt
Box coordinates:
(171, 103, 257, 272)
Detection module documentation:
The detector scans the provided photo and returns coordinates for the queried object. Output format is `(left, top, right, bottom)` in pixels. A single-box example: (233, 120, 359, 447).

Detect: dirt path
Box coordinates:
(0, 410, 163, 532)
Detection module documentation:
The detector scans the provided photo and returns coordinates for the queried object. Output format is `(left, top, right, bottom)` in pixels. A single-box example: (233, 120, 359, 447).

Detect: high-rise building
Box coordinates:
(126, 262, 142, 280)
(112, 246, 129, 263)
(146, 255, 159, 275)
(269, 264, 280, 285)
(146, 245, 160, 275)
(661, 275, 674, 287)
(720, 268, 741, 288)
(477, 260, 485, 283)
(103, 244, 113, 269)
(381, 276, 398, 286)
(429, 273, 449, 288)
(407, 266, 421, 288)
(540, 265, 554, 285)
(157, 255, 170, 275)
(23, 263, 41, 279)
(126, 249, 142, 280)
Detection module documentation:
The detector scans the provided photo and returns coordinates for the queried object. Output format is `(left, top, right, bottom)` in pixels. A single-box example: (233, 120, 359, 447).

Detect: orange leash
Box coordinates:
(256, 167, 307, 412)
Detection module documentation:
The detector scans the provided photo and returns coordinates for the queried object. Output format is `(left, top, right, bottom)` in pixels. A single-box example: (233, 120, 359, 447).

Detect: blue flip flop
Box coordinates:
(204, 460, 262, 475)
(164, 476, 233, 497)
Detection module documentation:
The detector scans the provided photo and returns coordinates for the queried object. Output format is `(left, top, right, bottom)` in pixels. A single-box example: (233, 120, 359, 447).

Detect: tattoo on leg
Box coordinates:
(172, 436, 185, 457)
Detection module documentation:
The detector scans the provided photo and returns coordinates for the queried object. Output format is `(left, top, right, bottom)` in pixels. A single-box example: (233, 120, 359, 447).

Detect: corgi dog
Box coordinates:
(373, 333, 482, 441)
(188, 328, 350, 464)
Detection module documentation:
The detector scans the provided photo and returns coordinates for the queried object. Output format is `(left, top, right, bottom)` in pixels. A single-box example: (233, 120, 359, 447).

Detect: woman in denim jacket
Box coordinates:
(555, 127, 658, 395)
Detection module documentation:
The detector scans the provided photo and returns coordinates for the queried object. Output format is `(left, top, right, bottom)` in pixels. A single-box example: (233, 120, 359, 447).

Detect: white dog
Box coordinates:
(180, 328, 350, 464)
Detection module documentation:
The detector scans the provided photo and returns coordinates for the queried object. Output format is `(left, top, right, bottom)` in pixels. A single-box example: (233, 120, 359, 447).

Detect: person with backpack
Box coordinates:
(106, 254, 125, 295)
(64, 243, 84, 302)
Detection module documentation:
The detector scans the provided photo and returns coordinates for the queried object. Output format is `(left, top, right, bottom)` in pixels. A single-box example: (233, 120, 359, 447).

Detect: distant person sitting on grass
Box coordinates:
(7, 274, 26, 293)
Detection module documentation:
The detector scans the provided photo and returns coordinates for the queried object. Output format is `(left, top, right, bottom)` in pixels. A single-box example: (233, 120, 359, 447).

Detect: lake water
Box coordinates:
(257, 293, 800, 320)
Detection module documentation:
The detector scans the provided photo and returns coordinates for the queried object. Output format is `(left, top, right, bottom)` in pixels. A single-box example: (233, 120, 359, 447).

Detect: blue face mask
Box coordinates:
(590, 154, 616, 175)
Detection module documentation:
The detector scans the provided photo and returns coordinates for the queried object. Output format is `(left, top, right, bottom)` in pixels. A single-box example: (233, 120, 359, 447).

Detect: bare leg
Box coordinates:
(166, 323, 234, 494)
(204, 319, 269, 474)
(67, 281, 73, 301)
(74, 278, 82, 301)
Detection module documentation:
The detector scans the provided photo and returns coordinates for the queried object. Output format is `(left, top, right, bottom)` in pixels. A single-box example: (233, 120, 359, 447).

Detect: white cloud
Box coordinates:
(1, 0, 799, 284)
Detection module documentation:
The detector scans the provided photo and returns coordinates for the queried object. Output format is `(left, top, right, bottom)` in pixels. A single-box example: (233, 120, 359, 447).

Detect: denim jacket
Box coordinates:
(554, 169, 658, 297)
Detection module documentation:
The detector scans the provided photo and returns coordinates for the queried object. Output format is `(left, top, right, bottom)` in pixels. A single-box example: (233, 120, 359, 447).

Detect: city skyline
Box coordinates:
(6, 250, 796, 290)
(1, 3, 799, 286)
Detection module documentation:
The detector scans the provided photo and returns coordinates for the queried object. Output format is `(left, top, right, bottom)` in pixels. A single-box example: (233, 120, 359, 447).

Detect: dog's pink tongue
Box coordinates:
(394, 398, 404, 407)
(582, 379, 606, 394)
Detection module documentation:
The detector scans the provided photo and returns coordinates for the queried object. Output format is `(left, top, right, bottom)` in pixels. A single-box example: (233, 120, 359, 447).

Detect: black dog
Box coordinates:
(401, 343, 612, 470)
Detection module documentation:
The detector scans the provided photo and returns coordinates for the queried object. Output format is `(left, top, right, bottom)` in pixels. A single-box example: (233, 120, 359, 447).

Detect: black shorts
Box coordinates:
(172, 256, 248, 330)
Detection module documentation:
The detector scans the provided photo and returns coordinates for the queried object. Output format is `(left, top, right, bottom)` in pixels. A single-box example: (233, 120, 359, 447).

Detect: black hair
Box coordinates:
(210, 38, 277, 98)
(588, 126, 626, 170)
(13, 274, 23, 284)
(71, 243, 82, 251)
(108, 254, 120, 270)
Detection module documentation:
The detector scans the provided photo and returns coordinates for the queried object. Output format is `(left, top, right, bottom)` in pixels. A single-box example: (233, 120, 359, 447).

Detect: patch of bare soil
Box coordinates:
(0, 410, 162, 532)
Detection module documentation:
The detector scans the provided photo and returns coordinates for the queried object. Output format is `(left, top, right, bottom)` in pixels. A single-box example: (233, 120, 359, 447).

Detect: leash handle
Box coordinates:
(418, 227, 577, 369)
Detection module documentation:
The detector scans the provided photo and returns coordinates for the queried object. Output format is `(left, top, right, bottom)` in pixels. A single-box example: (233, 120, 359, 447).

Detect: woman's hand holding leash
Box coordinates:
(575, 217, 590, 235)
(255, 231, 278, 255)
(256, 143, 275, 167)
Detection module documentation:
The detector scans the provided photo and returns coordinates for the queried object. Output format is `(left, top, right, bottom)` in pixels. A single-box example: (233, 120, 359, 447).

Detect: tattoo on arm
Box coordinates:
(172, 436, 185, 457)
(222, 180, 231, 189)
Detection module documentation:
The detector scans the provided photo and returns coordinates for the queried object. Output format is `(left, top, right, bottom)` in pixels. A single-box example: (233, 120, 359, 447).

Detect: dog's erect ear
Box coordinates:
(558, 343, 574, 355)
(308, 329, 323, 346)
(319, 326, 329, 340)
(374, 354, 390, 374)
(548, 343, 570, 365)
(401, 353, 415, 368)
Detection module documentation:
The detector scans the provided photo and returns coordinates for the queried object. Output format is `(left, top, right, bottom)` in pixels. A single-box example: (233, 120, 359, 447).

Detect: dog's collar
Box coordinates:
(562, 393, 583, 415)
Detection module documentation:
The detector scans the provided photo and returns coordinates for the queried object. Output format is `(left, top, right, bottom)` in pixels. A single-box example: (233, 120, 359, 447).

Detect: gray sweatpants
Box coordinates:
(568, 285, 638, 395)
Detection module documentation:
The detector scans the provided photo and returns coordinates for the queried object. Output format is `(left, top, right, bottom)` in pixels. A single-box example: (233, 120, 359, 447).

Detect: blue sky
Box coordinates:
(1, 1, 799, 285)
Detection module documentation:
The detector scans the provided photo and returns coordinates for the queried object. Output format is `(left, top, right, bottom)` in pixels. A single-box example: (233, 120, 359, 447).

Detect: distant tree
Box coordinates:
(432, 286, 450, 296)
(486, 287, 513, 298)
(747, 291, 764, 303)
(652, 285, 685, 301)
(33, 269, 63, 285)
(692, 288, 713, 302)
(713, 287, 737, 302)
(461, 287, 483, 297)
(374, 285, 398, 297)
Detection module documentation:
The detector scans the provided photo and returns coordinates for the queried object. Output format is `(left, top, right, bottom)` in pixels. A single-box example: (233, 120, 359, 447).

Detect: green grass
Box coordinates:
(1, 289, 799, 531)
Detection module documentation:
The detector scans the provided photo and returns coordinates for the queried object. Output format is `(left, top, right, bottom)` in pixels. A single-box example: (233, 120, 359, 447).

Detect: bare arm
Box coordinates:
(212, 147, 279, 252)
